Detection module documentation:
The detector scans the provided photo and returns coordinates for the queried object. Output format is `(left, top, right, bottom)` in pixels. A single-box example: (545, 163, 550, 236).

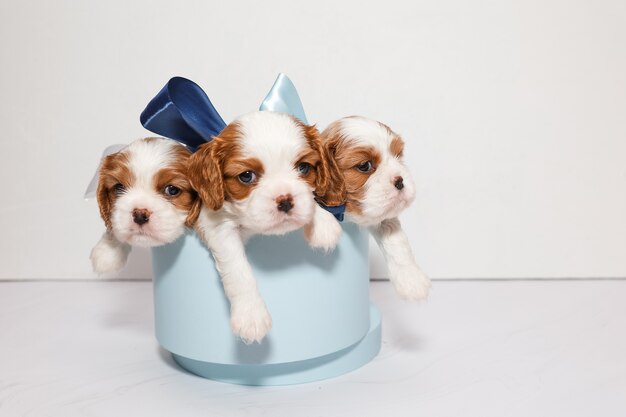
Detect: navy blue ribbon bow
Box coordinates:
(140, 77, 226, 151)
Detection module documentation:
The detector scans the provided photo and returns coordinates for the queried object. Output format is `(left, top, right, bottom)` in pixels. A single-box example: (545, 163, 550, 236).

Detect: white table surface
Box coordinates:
(1, 279, 624, 417)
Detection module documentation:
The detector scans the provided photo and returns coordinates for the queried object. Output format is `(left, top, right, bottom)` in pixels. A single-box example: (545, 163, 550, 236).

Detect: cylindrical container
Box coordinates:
(151, 222, 382, 386)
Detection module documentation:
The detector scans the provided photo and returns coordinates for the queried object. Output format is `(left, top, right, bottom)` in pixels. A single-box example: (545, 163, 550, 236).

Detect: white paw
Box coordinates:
(304, 210, 342, 251)
(390, 264, 431, 301)
(90, 233, 131, 274)
(230, 296, 273, 344)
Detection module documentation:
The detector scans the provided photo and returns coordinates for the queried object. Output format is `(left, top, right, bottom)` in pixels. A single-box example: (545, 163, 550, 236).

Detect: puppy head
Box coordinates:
(96, 138, 200, 246)
(319, 116, 416, 226)
(188, 111, 342, 235)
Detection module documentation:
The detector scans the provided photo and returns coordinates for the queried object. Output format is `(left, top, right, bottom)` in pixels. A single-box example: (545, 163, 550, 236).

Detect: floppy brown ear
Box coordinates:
(311, 125, 346, 207)
(187, 141, 225, 210)
(184, 192, 202, 227)
(96, 155, 115, 230)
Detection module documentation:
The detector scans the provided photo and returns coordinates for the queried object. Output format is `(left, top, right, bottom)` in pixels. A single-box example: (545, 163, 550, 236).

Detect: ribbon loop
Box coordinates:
(140, 77, 226, 151)
(259, 73, 308, 124)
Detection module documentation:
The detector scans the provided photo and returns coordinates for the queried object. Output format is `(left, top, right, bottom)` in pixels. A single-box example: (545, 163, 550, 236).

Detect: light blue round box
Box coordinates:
(151, 222, 382, 385)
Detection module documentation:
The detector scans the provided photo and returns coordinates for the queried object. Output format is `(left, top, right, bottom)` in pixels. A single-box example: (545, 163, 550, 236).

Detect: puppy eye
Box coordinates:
(297, 162, 312, 175)
(164, 185, 181, 197)
(238, 171, 257, 184)
(113, 183, 125, 195)
(356, 161, 374, 173)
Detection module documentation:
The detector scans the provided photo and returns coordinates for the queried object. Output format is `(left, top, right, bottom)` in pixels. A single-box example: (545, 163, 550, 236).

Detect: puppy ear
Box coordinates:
(310, 125, 346, 207)
(184, 192, 202, 227)
(96, 155, 115, 230)
(188, 141, 225, 210)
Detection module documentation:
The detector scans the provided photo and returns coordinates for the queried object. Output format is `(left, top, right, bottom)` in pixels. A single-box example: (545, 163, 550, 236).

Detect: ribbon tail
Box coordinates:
(259, 73, 308, 124)
(318, 203, 346, 222)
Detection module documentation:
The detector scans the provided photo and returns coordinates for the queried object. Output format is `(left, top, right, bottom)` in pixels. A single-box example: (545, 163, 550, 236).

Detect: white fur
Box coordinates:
(304, 205, 343, 251)
(370, 218, 430, 300)
(90, 231, 131, 274)
(196, 212, 273, 344)
(91, 138, 190, 273)
(333, 116, 431, 300)
(195, 112, 341, 343)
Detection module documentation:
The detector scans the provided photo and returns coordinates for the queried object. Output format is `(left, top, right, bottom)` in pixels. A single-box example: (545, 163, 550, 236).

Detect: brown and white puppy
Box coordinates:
(189, 111, 343, 344)
(319, 116, 431, 301)
(91, 137, 200, 273)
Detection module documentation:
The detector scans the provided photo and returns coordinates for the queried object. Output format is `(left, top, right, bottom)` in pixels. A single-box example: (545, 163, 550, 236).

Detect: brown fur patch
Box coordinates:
(222, 156, 264, 201)
(188, 140, 224, 210)
(292, 121, 323, 195)
(389, 135, 404, 158)
(188, 122, 268, 208)
(300, 122, 347, 206)
(153, 144, 200, 227)
(97, 151, 134, 230)
(319, 120, 383, 215)
(295, 146, 321, 191)
(334, 146, 381, 215)
(187, 123, 244, 210)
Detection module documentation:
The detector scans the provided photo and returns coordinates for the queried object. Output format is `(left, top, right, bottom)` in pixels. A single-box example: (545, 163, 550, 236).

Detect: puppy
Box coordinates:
(189, 111, 343, 344)
(91, 137, 200, 273)
(319, 116, 431, 301)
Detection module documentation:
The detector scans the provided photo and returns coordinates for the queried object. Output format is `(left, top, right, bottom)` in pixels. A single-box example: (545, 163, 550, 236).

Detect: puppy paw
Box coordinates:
(391, 264, 431, 301)
(90, 233, 131, 274)
(230, 296, 273, 344)
(304, 209, 342, 251)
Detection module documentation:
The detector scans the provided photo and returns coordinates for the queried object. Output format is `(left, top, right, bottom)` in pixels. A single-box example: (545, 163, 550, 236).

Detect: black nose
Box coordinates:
(394, 177, 404, 190)
(276, 195, 294, 213)
(132, 208, 151, 225)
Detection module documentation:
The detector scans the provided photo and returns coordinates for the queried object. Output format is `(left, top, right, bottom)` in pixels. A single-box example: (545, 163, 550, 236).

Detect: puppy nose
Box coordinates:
(276, 195, 294, 213)
(394, 176, 404, 190)
(132, 208, 151, 225)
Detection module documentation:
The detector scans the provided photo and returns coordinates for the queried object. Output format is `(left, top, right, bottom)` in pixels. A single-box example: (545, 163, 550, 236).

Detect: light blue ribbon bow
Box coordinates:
(259, 73, 308, 124)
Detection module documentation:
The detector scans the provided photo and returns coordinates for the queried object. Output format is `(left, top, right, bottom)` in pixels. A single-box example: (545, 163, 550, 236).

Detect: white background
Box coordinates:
(0, 0, 624, 280)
